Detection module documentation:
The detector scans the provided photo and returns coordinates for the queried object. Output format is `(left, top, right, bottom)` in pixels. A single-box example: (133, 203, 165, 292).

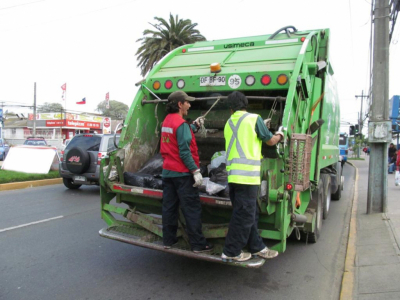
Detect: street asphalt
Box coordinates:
(1, 157, 399, 299)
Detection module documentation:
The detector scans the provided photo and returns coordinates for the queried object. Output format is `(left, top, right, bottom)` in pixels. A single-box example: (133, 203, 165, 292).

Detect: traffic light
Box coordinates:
(355, 124, 359, 133)
(349, 125, 355, 136)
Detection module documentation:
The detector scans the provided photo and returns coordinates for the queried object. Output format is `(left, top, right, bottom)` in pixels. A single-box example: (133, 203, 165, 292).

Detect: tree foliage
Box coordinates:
(136, 13, 206, 77)
(37, 102, 63, 113)
(96, 100, 129, 119)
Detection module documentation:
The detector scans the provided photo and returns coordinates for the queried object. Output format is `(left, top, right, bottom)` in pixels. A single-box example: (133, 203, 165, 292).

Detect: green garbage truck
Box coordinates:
(99, 26, 342, 268)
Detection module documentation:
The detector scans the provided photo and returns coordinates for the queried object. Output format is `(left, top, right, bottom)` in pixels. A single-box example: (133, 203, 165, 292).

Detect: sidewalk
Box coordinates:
(348, 157, 400, 299)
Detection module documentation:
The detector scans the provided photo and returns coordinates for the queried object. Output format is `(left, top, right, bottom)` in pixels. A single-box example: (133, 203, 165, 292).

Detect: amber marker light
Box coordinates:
(165, 80, 173, 89)
(153, 81, 161, 90)
(277, 74, 288, 85)
(210, 62, 221, 73)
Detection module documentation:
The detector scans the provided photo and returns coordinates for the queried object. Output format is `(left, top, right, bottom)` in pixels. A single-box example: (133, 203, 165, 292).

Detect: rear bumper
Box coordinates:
(99, 226, 265, 268)
(59, 164, 100, 183)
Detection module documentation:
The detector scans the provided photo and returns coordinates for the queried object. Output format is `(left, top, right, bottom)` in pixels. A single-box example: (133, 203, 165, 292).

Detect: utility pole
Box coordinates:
(33, 82, 37, 137)
(355, 90, 369, 158)
(367, 0, 391, 214)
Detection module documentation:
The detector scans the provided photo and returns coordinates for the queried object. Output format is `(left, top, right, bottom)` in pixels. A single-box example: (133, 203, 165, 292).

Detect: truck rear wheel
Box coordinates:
(321, 174, 331, 220)
(332, 162, 342, 201)
(308, 179, 323, 243)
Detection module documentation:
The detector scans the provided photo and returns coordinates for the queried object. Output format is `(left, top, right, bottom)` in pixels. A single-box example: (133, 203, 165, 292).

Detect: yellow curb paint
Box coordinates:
(340, 163, 358, 300)
(0, 178, 62, 191)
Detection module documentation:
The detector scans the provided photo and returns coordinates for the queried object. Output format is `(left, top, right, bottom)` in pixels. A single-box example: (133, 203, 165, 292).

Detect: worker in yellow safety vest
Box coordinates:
(221, 91, 283, 262)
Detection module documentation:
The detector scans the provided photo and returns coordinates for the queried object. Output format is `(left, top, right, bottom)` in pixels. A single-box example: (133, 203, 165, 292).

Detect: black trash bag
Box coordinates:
(209, 163, 228, 185)
(200, 164, 208, 178)
(138, 153, 164, 176)
(123, 172, 163, 190)
(218, 184, 230, 198)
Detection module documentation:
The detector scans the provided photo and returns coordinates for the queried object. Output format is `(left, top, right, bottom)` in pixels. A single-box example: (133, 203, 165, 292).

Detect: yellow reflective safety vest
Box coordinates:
(224, 111, 262, 185)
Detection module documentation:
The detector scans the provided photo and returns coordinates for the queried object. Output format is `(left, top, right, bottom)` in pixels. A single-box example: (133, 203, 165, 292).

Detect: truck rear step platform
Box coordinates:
(99, 225, 266, 268)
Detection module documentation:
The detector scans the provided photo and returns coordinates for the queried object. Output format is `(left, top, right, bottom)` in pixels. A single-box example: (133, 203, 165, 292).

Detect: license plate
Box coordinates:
(74, 176, 86, 182)
(200, 76, 226, 86)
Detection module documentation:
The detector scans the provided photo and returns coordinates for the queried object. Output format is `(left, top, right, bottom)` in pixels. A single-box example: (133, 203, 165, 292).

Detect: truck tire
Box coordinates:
(63, 178, 82, 189)
(321, 174, 331, 220)
(332, 162, 342, 201)
(308, 179, 323, 243)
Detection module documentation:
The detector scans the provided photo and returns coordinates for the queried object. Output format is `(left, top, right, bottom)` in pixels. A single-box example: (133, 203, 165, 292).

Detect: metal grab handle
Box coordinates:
(268, 25, 298, 40)
(114, 122, 123, 149)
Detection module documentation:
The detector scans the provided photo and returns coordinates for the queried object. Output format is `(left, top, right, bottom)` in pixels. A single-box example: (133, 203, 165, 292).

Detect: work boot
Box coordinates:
(221, 251, 252, 262)
(163, 240, 179, 249)
(252, 247, 278, 259)
(192, 243, 214, 253)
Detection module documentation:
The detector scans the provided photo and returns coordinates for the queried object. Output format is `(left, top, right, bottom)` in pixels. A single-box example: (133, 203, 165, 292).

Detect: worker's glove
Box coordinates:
(193, 116, 205, 129)
(263, 118, 271, 129)
(192, 169, 203, 187)
(275, 131, 284, 141)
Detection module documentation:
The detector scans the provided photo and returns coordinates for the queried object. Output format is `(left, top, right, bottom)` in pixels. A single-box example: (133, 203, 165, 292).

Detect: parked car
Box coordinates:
(60, 139, 71, 151)
(23, 136, 48, 146)
(59, 133, 120, 189)
(0, 138, 10, 161)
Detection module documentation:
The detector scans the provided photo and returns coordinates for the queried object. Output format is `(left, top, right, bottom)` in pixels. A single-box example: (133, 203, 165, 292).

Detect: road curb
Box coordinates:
(340, 161, 357, 300)
(0, 178, 62, 191)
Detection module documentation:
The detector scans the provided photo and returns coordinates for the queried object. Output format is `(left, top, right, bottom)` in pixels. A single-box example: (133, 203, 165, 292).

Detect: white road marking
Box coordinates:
(0, 215, 64, 233)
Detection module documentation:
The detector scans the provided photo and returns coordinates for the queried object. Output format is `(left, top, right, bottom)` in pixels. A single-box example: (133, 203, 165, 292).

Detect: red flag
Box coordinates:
(76, 97, 86, 105)
(105, 92, 109, 100)
(61, 83, 66, 100)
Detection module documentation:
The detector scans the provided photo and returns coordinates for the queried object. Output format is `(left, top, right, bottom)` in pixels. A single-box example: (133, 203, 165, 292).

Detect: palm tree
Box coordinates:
(136, 14, 206, 77)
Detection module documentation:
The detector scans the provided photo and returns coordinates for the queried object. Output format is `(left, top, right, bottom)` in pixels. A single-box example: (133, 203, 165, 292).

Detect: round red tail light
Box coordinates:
(286, 183, 293, 190)
(261, 75, 271, 86)
(165, 80, 173, 89)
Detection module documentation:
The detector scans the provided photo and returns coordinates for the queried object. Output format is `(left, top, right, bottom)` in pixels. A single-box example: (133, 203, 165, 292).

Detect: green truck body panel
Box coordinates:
(99, 27, 341, 266)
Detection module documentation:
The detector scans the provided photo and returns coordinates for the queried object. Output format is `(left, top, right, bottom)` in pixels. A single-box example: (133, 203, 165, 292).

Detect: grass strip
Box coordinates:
(0, 169, 60, 184)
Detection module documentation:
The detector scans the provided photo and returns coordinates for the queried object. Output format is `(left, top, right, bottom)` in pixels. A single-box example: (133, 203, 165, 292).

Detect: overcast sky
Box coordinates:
(1, 0, 399, 131)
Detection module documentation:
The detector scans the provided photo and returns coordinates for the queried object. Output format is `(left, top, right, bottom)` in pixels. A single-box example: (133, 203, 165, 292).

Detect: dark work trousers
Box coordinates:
(223, 183, 265, 257)
(162, 176, 207, 250)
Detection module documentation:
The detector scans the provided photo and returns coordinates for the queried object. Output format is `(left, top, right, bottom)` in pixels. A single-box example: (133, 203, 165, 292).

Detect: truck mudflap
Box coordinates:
(99, 226, 266, 268)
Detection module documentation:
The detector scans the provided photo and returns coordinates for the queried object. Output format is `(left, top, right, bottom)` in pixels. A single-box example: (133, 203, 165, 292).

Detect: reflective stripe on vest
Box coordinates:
(225, 112, 262, 185)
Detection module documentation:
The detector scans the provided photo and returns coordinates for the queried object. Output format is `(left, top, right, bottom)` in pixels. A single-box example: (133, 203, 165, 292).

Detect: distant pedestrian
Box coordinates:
(367, 147, 370, 156)
(388, 143, 397, 174)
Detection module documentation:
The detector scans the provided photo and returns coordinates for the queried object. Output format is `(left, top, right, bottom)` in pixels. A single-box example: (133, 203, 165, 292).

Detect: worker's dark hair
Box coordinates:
(226, 91, 248, 112)
(166, 100, 183, 113)
(165, 91, 194, 113)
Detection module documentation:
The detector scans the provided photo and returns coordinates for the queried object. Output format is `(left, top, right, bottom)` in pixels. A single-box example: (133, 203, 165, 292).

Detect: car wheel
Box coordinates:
(63, 178, 82, 189)
(65, 147, 90, 174)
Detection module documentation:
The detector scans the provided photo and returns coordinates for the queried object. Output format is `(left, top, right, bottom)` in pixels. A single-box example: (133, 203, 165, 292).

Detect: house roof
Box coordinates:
(4, 118, 28, 128)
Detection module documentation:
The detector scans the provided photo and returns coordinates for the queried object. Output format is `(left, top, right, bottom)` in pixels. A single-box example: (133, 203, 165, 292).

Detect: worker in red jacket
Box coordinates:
(160, 91, 213, 253)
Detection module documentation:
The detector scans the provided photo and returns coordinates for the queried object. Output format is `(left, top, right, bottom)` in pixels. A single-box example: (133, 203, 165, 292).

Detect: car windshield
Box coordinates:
(66, 136, 102, 151)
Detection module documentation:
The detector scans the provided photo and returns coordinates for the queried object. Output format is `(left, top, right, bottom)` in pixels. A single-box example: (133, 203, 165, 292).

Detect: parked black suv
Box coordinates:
(59, 133, 120, 189)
